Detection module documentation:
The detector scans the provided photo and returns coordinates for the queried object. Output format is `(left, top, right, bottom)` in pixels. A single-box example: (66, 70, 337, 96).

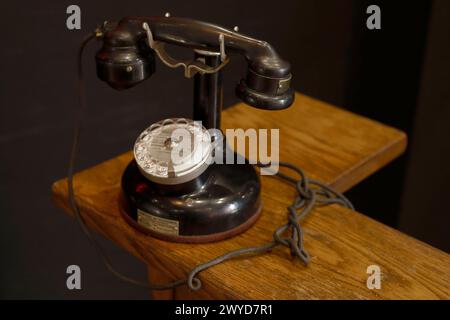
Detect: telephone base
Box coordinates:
(120, 160, 262, 243)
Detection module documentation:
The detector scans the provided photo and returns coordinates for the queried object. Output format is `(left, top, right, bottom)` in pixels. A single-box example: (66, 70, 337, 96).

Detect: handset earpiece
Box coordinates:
(95, 23, 156, 90)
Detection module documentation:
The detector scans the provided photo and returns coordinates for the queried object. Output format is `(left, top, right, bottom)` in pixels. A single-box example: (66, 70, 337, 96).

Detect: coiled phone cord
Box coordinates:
(69, 33, 354, 292)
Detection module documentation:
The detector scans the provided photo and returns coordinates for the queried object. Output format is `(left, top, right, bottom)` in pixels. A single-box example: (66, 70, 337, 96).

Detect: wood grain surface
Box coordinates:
(52, 93, 450, 299)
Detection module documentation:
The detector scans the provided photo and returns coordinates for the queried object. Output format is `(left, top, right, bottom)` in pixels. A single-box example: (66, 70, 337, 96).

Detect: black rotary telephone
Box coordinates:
(94, 16, 295, 243)
(70, 15, 351, 291)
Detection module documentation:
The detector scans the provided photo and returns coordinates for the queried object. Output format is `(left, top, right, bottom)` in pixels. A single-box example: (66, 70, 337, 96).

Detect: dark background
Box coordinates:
(1, 0, 448, 299)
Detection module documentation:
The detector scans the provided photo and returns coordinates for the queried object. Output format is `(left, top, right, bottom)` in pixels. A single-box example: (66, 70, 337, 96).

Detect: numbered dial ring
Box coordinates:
(133, 118, 212, 185)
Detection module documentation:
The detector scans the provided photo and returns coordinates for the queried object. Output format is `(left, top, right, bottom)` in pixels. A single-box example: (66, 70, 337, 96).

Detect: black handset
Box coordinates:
(95, 16, 294, 110)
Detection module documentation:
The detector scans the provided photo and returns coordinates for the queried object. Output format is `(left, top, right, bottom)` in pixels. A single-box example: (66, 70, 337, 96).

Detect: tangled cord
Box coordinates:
(69, 33, 353, 292)
(185, 162, 354, 290)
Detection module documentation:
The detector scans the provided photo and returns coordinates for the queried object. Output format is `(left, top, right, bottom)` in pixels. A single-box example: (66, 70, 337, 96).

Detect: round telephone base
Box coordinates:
(120, 160, 262, 243)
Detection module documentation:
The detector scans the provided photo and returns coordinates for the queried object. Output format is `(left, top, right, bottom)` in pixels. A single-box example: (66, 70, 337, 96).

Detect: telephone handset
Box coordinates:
(93, 16, 295, 242)
(96, 16, 294, 109)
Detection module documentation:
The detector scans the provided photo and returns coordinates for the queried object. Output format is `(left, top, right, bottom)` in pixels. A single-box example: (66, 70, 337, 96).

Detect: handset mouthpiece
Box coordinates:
(236, 48, 294, 110)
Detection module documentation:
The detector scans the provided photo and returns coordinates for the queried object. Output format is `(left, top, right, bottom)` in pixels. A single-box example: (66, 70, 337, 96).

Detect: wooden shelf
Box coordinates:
(52, 93, 450, 299)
